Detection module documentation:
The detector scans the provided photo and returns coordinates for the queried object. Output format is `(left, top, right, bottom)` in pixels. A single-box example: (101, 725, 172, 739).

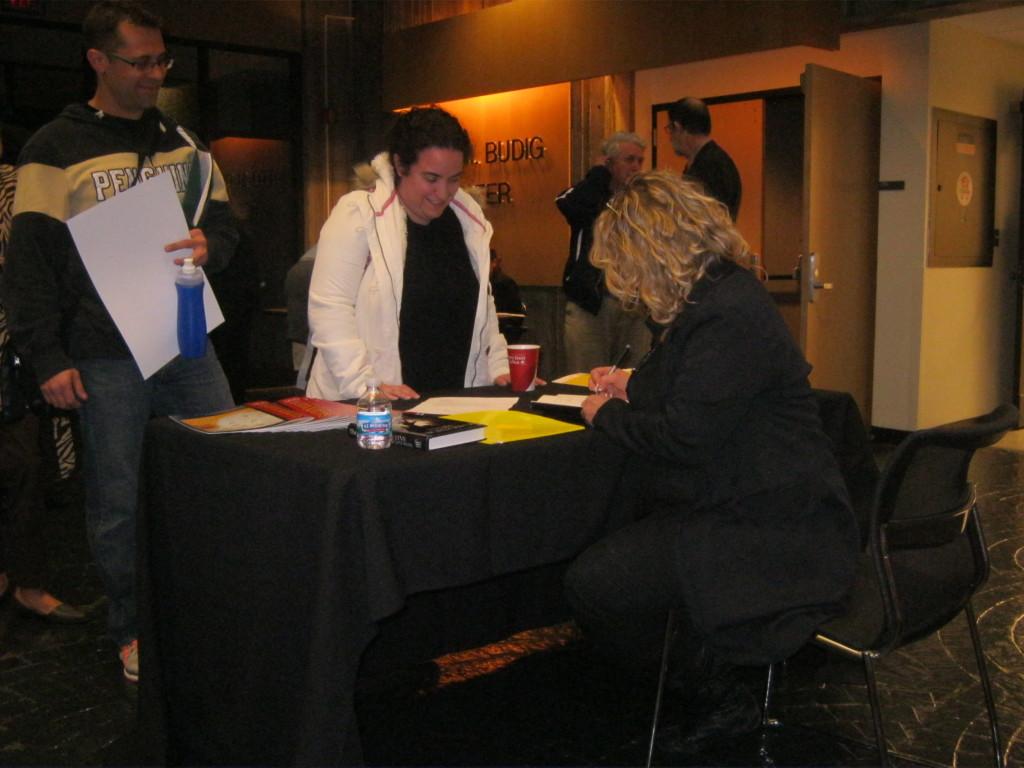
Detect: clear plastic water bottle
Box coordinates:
(356, 378, 392, 450)
(176, 256, 207, 358)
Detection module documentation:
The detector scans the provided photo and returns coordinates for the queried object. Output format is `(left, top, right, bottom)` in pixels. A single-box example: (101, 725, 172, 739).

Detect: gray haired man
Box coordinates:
(555, 132, 651, 373)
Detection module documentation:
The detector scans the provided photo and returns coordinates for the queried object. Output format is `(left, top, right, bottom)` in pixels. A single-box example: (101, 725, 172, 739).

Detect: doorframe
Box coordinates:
(650, 86, 802, 169)
(1014, 92, 1024, 424)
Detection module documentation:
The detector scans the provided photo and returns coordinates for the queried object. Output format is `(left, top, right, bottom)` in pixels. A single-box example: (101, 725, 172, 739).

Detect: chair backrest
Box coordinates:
(869, 404, 1018, 649)
(875, 404, 1018, 533)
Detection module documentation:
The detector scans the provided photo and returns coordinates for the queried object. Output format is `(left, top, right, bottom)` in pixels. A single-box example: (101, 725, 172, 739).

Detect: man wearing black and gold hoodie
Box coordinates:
(4, 0, 237, 683)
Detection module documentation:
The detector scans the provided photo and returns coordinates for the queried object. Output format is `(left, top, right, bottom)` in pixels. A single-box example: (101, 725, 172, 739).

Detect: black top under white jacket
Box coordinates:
(594, 259, 858, 664)
(4, 104, 238, 385)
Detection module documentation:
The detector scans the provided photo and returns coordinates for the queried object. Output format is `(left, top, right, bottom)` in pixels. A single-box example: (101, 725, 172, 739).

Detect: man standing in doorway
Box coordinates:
(4, 0, 237, 682)
(555, 132, 651, 374)
(667, 97, 742, 221)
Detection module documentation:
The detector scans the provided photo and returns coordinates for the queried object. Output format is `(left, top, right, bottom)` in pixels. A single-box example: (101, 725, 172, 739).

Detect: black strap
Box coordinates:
(130, 110, 162, 188)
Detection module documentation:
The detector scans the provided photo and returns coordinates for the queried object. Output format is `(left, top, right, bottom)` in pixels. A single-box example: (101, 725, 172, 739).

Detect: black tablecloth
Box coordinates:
(137, 386, 633, 766)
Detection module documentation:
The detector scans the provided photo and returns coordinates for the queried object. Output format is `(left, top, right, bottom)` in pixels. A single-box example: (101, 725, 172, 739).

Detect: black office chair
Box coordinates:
(764, 403, 1018, 767)
(646, 403, 1019, 768)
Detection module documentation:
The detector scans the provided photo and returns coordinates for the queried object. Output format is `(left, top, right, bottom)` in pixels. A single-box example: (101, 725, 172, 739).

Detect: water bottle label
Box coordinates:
(357, 410, 391, 437)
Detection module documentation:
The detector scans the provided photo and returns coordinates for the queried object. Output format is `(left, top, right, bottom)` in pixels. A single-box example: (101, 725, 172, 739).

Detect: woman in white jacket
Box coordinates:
(306, 107, 510, 401)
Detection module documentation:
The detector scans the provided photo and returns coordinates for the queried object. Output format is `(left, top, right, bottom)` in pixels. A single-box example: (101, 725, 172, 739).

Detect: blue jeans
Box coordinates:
(78, 349, 233, 647)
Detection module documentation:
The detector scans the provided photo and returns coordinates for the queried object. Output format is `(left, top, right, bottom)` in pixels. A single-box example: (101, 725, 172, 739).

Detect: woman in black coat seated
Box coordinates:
(566, 170, 859, 751)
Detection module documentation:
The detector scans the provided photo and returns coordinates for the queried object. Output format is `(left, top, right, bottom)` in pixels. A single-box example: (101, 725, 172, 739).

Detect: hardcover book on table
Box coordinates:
(275, 396, 357, 431)
(392, 413, 486, 450)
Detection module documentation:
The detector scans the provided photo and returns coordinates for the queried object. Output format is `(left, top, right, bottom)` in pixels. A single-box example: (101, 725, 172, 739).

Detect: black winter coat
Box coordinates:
(555, 165, 612, 315)
(593, 260, 858, 664)
(686, 140, 742, 221)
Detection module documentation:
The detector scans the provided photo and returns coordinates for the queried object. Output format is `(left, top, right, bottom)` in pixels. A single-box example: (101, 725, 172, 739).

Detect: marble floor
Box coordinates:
(1, 438, 1022, 767)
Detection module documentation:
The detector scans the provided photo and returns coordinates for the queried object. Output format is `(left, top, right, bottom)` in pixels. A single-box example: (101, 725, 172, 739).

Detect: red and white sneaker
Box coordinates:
(120, 639, 139, 682)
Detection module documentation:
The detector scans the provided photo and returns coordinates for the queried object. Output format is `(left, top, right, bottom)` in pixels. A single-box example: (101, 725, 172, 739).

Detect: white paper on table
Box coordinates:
(535, 394, 587, 408)
(67, 173, 224, 379)
(410, 396, 520, 415)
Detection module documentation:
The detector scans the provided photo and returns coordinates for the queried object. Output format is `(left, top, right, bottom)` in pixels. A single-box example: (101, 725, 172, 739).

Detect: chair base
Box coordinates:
(753, 603, 1004, 768)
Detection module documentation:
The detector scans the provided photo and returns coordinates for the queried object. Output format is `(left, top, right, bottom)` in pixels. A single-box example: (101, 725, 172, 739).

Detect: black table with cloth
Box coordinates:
(136, 386, 634, 766)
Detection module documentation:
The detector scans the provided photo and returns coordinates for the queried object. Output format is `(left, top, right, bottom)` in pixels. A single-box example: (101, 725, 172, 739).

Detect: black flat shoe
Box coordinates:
(14, 593, 90, 624)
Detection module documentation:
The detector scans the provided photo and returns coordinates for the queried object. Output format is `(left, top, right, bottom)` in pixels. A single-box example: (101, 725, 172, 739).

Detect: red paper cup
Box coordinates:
(508, 344, 540, 393)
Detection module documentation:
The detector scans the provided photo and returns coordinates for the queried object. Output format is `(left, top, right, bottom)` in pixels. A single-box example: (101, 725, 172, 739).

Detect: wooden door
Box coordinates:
(800, 64, 881, 421)
(1014, 90, 1024, 421)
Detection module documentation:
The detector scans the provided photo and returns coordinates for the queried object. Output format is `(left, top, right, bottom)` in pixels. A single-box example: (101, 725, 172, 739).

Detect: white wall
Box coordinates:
(635, 19, 1023, 430)
(919, 19, 1024, 427)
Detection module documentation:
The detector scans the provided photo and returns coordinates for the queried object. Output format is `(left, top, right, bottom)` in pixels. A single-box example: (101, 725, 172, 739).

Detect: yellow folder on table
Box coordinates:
(447, 410, 584, 444)
(553, 370, 633, 388)
(552, 372, 591, 388)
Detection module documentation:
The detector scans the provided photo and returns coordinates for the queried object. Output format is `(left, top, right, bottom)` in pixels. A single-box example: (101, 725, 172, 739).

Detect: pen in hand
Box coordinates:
(607, 344, 630, 377)
(596, 344, 630, 395)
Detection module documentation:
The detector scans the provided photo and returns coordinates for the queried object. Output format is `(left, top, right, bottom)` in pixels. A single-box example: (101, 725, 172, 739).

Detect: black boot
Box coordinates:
(658, 654, 762, 754)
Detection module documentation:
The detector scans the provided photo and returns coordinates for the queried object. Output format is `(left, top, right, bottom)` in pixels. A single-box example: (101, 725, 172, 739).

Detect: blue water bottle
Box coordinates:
(176, 256, 207, 358)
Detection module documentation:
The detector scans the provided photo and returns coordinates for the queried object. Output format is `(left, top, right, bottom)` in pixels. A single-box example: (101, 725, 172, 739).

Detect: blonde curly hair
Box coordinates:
(591, 170, 749, 325)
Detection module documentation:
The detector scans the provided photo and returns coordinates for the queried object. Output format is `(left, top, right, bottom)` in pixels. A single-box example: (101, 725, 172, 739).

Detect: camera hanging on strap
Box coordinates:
(0, 342, 45, 424)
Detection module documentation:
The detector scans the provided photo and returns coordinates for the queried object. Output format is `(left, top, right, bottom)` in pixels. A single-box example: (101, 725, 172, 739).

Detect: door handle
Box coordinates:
(800, 252, 833, 303)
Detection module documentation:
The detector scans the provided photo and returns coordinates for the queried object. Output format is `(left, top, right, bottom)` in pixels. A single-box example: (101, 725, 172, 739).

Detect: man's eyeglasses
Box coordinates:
(108, 52, 175, 72)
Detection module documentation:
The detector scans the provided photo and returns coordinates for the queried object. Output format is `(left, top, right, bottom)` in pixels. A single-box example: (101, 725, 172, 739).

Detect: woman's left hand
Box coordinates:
(589, 367, 630, 399)
(581, 393, 611, 425)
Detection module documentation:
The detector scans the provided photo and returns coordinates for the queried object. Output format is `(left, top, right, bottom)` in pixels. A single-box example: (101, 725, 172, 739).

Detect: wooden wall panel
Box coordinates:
(382, 0, 512, 32)
(383, 0, 840, 110)
(22, 0, 304, 51)
(438, 83, 572, 286)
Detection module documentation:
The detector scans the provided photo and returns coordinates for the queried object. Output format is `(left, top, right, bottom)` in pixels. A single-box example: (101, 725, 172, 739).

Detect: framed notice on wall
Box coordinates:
(928, 108, 996, 267)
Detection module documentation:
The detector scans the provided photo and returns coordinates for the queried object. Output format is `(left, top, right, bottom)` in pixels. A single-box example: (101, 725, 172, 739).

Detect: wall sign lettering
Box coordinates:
(484, 137, 546, 163)
(472, 182, 513, 205)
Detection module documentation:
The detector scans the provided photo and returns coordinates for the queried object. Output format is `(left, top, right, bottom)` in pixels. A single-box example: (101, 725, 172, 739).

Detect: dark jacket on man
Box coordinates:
(686, 140, 742, 221)
(555, 164, 613, 315)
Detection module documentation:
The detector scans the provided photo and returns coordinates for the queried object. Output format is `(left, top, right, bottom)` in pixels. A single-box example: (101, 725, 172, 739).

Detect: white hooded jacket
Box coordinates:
(306, 152, 509, 400)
